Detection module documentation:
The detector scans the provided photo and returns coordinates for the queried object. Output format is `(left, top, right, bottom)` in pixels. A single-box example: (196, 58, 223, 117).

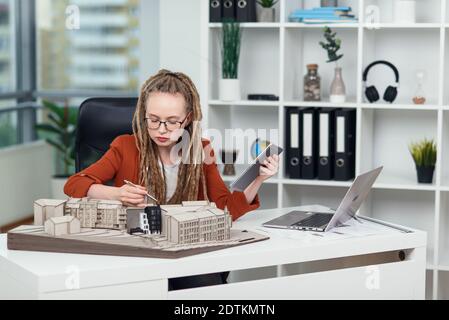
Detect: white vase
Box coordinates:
(51, 177, 70, 200)
(219, 79, 241, 101)
(394, 0, 416, 24)
(258, 8, 275, 22)
(330, 67, 346, 103)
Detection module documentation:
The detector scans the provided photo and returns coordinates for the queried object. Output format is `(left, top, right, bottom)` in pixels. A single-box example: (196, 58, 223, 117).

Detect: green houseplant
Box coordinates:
(319, 26, 346, 103)
(35, 100, 78, 198)
(219, 20, 242, 101)
(409, 138, 437, 183)
(257, 0, 278, 22)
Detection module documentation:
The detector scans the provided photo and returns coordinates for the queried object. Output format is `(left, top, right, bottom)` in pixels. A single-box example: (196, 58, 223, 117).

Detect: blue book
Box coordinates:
(302, 18, 358, 24)
(289, 14, 355, 20)
(290, 14, 353, 19)
(290, 12, 349, 16)
(290, 11, 352, 17)
(289, 15, 357, 22)
(312, 6, 352, 11)
(291, 9, 351, 14)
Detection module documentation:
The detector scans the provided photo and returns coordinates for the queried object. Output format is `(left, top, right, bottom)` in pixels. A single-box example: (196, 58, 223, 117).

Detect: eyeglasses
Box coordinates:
(145, 113, 191, 131)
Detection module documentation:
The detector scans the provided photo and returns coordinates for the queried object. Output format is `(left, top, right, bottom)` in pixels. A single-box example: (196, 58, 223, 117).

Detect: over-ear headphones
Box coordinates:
(363, 60, 400, 103)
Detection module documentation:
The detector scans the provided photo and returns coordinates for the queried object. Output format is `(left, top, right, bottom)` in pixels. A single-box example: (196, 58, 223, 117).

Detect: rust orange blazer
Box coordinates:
(64, 135, 260, 221)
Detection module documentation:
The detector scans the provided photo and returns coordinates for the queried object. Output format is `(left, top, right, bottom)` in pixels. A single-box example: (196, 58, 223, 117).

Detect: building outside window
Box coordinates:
(36, 0, 140, 92)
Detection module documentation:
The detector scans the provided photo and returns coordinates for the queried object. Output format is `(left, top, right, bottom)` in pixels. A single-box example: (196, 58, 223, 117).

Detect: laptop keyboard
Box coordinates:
(292, 213, 333, 228)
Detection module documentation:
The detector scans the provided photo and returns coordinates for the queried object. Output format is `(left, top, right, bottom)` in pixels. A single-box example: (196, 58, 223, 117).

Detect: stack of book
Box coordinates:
(288, 6, 358, 24)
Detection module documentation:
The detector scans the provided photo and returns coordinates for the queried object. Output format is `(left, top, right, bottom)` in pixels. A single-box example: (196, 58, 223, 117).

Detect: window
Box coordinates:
(0, 0, 159, 149)
(0, 0, 17, 149)
(36, 0, 140, 92)
(0, 0, 16, 94)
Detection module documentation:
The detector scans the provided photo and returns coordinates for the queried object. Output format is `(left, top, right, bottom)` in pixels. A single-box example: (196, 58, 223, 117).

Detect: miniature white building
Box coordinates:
(65, 198, 127, 230)
(34, 199, 67, 226)
(161, 201, 232, 245)
(33, 198, 232, 245)
(126, 208, 150, 235)
(44, 216, 81, 237)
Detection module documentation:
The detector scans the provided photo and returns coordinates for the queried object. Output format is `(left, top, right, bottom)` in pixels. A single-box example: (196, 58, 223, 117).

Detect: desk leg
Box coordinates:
(409, 246, 426, 300)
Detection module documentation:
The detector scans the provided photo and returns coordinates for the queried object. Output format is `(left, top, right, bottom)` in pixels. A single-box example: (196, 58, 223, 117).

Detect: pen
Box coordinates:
(124, 180, 159, 205)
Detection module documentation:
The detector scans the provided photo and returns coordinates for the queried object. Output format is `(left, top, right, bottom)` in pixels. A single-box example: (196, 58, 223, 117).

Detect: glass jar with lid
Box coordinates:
(304, 64, 321, 102)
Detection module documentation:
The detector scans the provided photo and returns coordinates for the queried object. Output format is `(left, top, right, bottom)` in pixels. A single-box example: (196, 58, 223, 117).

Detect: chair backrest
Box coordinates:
(75, 97, 138, 173)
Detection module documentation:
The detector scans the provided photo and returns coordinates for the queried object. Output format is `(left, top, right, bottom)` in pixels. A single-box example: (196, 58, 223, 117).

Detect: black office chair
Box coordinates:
(75, 97, 138, 173)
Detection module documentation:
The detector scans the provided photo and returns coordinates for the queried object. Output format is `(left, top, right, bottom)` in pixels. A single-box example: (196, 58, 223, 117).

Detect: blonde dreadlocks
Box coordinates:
(132, 69, 208, 205)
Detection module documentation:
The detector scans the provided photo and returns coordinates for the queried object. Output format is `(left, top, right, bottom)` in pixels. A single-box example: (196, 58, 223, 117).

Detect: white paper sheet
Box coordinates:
(253, 217, 402, 242)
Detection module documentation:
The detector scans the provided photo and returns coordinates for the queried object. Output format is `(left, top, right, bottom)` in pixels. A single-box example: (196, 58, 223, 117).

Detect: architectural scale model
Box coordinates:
(8, 198, 267, 259)
(34, 199, 66, 226)
(162, 201, 232, 244)
(7, 225, 267, 259)
(64, 198, 127, 230)
(44, 216, 81, 237)
(33, 198, 232, 245)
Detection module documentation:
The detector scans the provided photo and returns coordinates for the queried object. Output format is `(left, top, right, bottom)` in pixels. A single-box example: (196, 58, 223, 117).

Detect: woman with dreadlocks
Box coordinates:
(65, 69, 279, 219)
(64, 69, 279, 289)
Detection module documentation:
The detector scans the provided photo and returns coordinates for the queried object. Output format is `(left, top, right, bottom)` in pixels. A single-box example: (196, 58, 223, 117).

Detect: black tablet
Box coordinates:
(230, 144, 284, 192)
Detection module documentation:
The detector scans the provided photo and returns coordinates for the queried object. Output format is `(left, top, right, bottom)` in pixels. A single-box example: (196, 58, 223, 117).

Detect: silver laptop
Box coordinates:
(263, 167, 383, 232)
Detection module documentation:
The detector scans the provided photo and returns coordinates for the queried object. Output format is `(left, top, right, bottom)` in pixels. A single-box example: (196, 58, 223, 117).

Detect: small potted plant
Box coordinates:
(319, 26, 346, 103)
(219, 20, 242, 101)
(257, 0, 278, 22)
(35, 100, 78, 199)
(409, 138, 437, 184)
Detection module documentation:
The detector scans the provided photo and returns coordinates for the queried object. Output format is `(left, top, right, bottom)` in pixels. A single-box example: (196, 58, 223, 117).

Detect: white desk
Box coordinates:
(0, 205, 426, 300)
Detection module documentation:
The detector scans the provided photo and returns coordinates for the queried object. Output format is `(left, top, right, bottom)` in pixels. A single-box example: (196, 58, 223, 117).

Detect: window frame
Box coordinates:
(0, 0, 140, 148)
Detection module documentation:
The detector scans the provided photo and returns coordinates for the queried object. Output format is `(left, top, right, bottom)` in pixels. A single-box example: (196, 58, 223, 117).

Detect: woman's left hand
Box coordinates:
(258, 154, 280, 182)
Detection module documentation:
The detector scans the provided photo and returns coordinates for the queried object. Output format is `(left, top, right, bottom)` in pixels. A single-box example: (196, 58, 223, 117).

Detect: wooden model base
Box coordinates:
(7, 225, 269, 259)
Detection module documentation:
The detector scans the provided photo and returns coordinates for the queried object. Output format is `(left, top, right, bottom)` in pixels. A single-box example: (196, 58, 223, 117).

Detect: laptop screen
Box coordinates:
(325, 167, 383, 232)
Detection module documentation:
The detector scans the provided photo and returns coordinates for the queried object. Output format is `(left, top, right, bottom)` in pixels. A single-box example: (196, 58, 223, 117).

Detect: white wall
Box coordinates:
(159, 0, 202, 87)
(0, 141, 53, 226)
(138, 0, 203, 91)
(139, 0, 160, 86)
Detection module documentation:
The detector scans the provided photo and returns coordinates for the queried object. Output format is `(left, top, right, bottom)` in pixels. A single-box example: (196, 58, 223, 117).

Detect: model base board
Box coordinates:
(7, 225, 268, 259)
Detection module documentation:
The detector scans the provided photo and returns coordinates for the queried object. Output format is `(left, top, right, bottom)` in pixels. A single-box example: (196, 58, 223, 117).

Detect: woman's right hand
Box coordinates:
(116, 184, 149, 207)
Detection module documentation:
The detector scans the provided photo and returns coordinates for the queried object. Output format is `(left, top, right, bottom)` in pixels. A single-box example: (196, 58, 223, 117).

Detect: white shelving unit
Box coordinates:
(200, 0, 449, 299)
